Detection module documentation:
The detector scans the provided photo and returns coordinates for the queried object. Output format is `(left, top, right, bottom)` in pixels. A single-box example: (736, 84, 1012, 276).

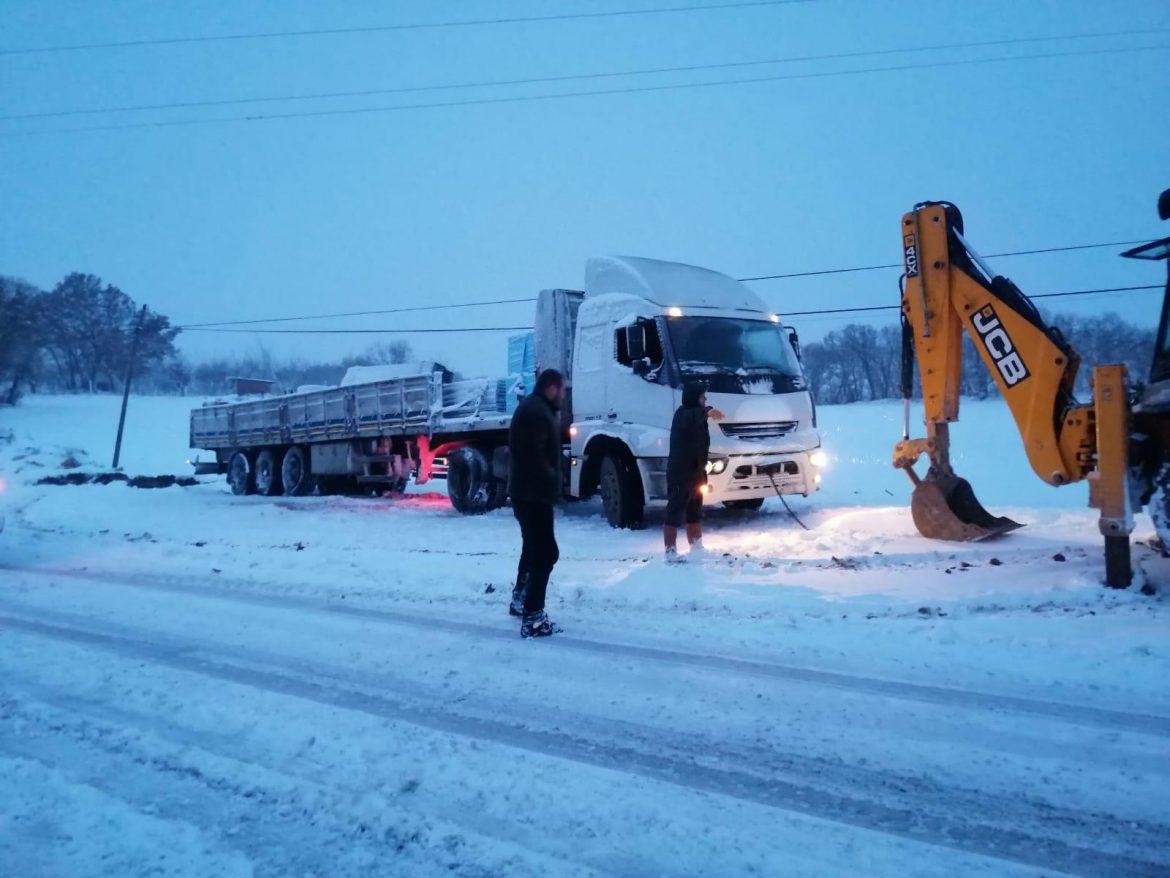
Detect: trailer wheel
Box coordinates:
(724, 498, 765, 511)
(255, 448, 283, 496)
(281, 446, 314, 496)
(600, 454, 643, 529)
(447, 446, 492, 514)
(227, 451, 255, 495)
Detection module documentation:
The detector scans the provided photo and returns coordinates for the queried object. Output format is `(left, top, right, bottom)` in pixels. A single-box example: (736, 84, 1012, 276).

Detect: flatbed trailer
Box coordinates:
(190, 369, 517, 510)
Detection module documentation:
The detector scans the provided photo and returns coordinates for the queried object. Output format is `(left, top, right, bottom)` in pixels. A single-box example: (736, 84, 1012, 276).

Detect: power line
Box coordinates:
(0, 1, 809, 56)
(739, 239, 1152, 281)
(7, 42, 1167, 137)
(6, 27, 1163, 122)
(784, 285, 1162, 318)
(179, 285, 1162, 334)
(180, 297, 537, 329)
(175, 236, 1153, 329)
(184, 325, 530, 335)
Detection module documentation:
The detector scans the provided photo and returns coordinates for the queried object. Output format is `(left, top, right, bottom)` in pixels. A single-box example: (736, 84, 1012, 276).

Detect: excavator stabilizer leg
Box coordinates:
(908, 471, 1024, 542)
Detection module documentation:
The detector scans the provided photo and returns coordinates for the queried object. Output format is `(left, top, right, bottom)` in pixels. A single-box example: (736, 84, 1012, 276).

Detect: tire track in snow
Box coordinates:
(6, 564, 1168, 738)
(7, 633, 1167, 873)
(2, 610, 1167, 878)
(0, 693, 590, 878)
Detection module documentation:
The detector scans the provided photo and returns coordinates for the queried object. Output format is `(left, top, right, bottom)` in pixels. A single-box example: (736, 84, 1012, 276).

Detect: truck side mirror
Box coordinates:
(786, 326, 803, 362)
(632, 359, 651, 378)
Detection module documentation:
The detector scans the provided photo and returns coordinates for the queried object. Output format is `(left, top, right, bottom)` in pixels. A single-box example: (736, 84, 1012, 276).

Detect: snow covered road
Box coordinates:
(2, 395, 1169, 876)
(2, 565, 1168, 877)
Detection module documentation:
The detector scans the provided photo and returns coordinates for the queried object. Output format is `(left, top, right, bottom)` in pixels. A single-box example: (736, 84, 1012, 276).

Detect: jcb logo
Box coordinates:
(972, 304, 1030, 387)
(903, 235, 919, 277)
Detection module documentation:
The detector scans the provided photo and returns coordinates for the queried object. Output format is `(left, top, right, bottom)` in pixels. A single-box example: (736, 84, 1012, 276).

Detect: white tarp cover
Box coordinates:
(585, 255, 768, 313)
(340, 362, 439, 387)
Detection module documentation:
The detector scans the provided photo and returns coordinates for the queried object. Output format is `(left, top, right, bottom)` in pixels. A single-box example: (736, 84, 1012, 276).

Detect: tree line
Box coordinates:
(0, 273, 419, 403)
(0, 273, 180, 404)
(800, 311, 1157, 405)
(1, 269, 1153, 407)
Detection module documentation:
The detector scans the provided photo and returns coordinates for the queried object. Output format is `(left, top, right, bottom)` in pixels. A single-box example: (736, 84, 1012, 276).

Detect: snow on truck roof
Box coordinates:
(585, 256, 769, 314)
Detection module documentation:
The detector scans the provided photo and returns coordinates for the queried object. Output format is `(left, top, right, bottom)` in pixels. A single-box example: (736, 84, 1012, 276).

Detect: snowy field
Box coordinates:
(1, 393, 1168, 877)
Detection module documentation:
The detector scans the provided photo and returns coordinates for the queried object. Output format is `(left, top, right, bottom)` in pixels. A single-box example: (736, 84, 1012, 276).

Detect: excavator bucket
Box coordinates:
(909, 472, 1023, 542)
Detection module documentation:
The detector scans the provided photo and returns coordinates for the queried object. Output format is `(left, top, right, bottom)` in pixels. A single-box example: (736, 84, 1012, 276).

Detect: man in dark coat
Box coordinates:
(664, 381, 721, 562)
(508, 368, 566, 637)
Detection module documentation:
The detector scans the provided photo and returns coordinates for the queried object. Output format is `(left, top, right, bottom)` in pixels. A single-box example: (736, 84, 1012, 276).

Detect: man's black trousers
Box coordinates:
(513, 500, 559, 613)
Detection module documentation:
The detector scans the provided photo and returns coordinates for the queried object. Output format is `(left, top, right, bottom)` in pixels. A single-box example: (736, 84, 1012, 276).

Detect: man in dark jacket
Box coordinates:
(508, 368, 566, 637)
(664, 381, 721, 563)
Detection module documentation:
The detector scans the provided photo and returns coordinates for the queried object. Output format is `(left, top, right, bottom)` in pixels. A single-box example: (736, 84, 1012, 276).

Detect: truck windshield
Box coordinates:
(667, 317, 804, 394)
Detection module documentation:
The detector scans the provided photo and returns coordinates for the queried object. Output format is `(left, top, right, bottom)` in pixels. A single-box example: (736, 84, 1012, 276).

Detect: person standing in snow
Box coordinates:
(507, 368, 567, 638)
(664, 382, 722, 563)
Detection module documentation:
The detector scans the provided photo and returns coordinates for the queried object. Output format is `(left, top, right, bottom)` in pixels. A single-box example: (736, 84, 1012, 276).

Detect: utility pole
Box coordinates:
(112, 305, 148, 470)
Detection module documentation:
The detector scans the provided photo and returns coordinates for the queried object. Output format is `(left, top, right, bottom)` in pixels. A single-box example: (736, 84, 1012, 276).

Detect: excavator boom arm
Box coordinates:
(899, 202, 1094, 487)
(893, 200, 1135, 587)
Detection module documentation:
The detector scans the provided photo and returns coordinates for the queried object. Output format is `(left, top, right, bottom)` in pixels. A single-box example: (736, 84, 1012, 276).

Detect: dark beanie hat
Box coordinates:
(682, 381, 705, 408)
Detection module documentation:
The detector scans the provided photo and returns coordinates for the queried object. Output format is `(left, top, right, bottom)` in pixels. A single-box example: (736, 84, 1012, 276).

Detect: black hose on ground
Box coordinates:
(769, 473, 810, 531)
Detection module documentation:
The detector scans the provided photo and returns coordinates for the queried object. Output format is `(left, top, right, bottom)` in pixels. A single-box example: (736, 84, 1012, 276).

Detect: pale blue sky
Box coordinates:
(2, 0, 1167, 375)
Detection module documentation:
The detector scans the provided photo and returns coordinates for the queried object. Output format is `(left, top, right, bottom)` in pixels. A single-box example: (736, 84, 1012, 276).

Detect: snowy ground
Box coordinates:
(1, 394, 1168, 877)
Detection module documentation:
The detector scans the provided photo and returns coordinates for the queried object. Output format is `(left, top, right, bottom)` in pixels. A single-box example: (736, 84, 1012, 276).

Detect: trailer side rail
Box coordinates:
(191, 373, 513, 450)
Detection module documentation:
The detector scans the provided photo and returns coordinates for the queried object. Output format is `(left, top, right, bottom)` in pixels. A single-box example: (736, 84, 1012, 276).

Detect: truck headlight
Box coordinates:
(809, 450, 828, 469)
(705, 458, 728, 475)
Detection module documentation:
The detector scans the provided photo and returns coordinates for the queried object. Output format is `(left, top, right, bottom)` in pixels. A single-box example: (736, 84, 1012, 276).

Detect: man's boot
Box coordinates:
(520, 610, 559, 638)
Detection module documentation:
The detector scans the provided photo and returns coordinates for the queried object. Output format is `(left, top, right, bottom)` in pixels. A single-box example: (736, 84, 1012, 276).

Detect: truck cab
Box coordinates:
(552, 256, 823, 527)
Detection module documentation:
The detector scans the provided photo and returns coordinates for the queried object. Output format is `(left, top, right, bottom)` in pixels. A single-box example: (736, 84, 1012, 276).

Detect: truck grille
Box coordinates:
(720, 421, 798, 441)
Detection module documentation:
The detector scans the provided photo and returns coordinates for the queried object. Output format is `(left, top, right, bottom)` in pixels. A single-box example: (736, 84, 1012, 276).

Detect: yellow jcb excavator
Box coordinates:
(894, 192, 1170, 588)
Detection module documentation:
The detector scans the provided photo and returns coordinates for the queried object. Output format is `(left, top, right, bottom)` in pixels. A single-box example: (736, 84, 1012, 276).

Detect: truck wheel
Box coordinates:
(447, 446, 491, 514)
(281, 446, 314, 496)
(600, 454, 643, 529)
(228, 451, 255, 496)
(724, 498, 765, 511)
(255, 448, 283, 496)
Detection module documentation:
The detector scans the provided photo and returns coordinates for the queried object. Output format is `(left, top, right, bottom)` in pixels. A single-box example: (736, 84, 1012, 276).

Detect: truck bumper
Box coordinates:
(635, 449, 822, 505)
(705, 450, 821, 503)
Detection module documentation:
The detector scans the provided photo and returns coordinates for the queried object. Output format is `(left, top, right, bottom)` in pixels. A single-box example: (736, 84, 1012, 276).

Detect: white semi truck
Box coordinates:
(190, 256, 825, 527)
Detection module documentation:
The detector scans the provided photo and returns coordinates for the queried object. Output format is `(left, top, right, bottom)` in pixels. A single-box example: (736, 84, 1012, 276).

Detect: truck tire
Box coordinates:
(255, 448, 283, 496)
(228, 451, 255, 496)
(600, 454, 643, 529)
(281, 446, 314, 496)
(447, 446, 492, 514)
(724, 498, 765, 511)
